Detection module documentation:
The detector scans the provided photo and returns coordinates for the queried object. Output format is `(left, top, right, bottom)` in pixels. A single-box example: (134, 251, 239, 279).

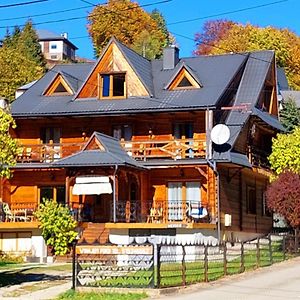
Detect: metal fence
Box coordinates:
(73, 233, 298, 289)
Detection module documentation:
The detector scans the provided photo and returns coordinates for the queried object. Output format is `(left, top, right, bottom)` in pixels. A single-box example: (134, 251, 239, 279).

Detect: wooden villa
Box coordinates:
(0, 38, 283, 259)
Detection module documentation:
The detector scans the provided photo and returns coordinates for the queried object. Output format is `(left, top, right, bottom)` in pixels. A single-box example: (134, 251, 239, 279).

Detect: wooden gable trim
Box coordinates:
(76, 41, 149, 99)
(168, 67, 201, 90)
(44, 74, 73, 96)
(84, 136, 106, 151)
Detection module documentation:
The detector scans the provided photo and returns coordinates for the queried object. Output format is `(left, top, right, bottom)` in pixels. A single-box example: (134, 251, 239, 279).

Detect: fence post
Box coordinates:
(153, 244, 161, 288)
(182, 245, 186, 286)
(223, 242, 227, 276)
(269, 235, 273, 265)
(240, 242, 245, 273)
(256, 238, 260, 268)
(283, 236, 286, 261)
(71, 239, 78, 290)
(204, 245, 208, 282)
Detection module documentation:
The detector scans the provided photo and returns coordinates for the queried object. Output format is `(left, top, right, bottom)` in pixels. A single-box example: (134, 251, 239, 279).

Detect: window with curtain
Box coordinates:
(168, 182, 182, 221)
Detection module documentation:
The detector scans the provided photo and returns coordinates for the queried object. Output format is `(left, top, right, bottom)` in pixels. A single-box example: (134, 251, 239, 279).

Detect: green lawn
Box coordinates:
(57, 290, 148, 300)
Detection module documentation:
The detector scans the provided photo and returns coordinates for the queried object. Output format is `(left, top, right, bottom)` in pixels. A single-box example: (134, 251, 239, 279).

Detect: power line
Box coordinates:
(0, 0, 172, 29)
(0, 0, 49, 9)
(0, 5, 94, 22)
(167, 0, 288, 26)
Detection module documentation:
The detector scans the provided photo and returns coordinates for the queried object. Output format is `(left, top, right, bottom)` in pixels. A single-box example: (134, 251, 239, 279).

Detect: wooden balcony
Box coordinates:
(120, 134, 206, 161)
(17, 134, 206, 163)
(16, 142, 85, 163)
(248, 145, 270, 169)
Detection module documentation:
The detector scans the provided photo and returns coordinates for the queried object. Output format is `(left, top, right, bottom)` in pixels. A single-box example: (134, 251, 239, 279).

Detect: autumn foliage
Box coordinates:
(88, 0, 170, 59)
(194, 20, 300, 89)
(266, 171, 300, 229)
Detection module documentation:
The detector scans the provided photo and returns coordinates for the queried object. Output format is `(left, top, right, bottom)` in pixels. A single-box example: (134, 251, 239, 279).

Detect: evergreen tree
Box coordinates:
(18, 21, 46, 69)
(0, 20, 46, 101)
(280, 97, 300, 132)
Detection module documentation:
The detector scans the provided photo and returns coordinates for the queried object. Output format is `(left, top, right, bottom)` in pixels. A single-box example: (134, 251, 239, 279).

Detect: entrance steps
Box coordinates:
(78, 222, 109, 245)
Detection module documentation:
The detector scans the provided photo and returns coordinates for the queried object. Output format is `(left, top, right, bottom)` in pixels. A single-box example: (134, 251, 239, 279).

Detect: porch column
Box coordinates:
(65, 174, 70, 207)
(113, 165, 118, 223)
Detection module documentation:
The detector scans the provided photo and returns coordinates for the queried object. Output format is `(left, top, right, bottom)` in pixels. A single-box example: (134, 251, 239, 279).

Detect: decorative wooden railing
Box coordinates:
(16, 142, 85, 163)
(120, 135, 206, 161)
(16, 134, 207, 163)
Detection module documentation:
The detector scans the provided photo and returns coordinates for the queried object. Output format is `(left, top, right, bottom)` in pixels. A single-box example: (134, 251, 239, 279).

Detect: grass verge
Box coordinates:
(56, 290, 148, 300)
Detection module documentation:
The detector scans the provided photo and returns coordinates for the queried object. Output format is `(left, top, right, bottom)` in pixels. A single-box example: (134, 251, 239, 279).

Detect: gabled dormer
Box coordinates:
(166, 65, 202, 90)
(75, 38, 152, 100)
(44, 73, 74, 96)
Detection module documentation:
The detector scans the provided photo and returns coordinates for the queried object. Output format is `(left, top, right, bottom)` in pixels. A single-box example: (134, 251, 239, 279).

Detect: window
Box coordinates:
(50, 55, 58, 59)
(99, 73, 126, 98)
(40, 128, 61, 144)
(247, 186, 256, 214)
(262, 191, 272, 217)
(51, 44, 57, 49)
(44, 74, 73, 96)
(177, 76, 193, 88)
(112, 125, 132, 141)
(168, 67, 201, 90)
(39, 186, 66, 205)
(173, 123, 193, 139)
(168, 181, 201, 221)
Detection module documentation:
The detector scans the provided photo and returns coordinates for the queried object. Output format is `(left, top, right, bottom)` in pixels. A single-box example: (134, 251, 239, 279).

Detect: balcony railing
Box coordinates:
(248, 145, 270, 169)
(121, 134, 206, 161)
(17, 134, 206, 163)
(113, 199, 213, 225)
(17, 142, 85, 163)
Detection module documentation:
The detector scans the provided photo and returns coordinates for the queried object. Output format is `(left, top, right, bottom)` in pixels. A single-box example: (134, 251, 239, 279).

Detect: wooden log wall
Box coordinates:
(14, 111, 206, 146)
(219, 165, 272, 234)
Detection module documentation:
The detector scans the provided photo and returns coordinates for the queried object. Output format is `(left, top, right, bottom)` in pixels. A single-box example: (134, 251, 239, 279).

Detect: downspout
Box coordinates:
(113, 165, 118, 223)
(207, 160, 221, 243)
(206, 108, 221, 243)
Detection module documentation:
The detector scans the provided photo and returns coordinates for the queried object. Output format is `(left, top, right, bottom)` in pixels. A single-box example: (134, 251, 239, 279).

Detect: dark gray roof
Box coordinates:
(53, 132, 144, 169)
(12, 51, 247, 117)
(277, 67, 289, 91)
(37, 29, 78, 50)
(213, 51, 283, 165)
(37, 29, 63, 40)
(17, 80, 37, 90)
(116, 39, 154, 96)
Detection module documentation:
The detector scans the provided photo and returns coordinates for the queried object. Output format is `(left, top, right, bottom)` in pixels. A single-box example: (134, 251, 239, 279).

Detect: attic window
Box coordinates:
(44, 74, 73, 96)
(99, 73, 126, 99)
(168, 67, 201, 90)
(177, 76, 193, 88)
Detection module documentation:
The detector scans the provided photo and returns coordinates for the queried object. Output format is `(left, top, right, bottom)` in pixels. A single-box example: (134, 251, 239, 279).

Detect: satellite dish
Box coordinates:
(210, 124, 230, 145)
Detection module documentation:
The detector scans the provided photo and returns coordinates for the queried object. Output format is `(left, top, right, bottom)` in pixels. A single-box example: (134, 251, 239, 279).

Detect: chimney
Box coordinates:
(61, 32, 68, 39)
(163, 45, 179, 70)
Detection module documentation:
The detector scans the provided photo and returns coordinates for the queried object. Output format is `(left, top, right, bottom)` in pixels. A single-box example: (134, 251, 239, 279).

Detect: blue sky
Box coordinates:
(0, 0, 298, 59)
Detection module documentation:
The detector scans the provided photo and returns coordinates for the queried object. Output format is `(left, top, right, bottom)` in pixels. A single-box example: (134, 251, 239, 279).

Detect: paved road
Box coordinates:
(159, 256, 300, 300)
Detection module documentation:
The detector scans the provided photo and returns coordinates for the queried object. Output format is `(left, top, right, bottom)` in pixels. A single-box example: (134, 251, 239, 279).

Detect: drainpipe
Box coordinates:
(113, 165, 118, 223)
(207, 160, 221, 243)
(206, 108, 221, 243)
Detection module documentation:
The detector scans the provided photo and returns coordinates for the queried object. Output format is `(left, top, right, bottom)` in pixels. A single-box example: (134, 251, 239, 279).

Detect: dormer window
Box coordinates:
(167, 67, 201, 91)
(177, 76, 193, 88)
(44, 74, 73, 96)
(99, 72, 126, 99)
